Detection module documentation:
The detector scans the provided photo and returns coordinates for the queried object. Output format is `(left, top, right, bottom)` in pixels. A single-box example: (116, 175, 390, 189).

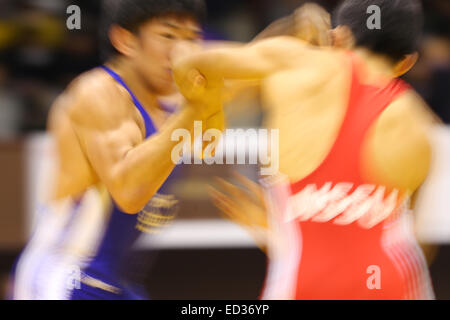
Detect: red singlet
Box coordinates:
(260, 53, 434, 300)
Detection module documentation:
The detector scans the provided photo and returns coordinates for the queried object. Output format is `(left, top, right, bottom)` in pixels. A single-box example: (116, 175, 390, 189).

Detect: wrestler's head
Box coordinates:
(331, 0, 424, 76)
(101, 0, 205, 95)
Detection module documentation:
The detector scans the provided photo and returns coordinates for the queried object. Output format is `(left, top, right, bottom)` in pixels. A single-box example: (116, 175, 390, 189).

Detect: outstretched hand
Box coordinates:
(209, 172, 269, 252)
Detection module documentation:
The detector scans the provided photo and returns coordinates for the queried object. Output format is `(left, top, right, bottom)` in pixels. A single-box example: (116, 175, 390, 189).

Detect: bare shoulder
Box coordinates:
(364, 89, 437, 192)
(56, 68, 132, 130)
(377, 89, 439, 131)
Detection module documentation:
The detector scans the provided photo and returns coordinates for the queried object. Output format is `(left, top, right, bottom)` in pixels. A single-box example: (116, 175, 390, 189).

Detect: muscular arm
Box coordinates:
(174, 36, 319, 89)
(68, 79, 202, 214)
(172, 3, 331, 103)
(185, 3, 330, 82)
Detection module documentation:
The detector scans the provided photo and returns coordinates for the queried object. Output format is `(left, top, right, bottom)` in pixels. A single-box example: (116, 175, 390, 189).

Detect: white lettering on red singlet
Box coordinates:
(285, 183, 400, 228)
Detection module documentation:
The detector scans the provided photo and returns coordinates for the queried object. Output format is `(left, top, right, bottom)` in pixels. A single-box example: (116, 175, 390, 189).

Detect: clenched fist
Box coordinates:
(294, 3, 332, 46)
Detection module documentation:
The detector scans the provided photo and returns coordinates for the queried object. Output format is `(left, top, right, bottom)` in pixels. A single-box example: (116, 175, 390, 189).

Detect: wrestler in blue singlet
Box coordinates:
(70, 66, 179, 300)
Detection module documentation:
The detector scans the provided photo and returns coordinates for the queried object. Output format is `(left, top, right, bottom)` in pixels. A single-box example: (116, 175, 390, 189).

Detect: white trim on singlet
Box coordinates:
(260, 174, 301, 300)
(13, 187, 109, 300)
(260, 173, 435, 300)
(381, 213, 435, 300)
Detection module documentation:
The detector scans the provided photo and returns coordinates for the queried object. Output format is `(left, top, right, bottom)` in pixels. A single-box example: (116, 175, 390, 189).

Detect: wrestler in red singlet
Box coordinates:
(261, 53, 434, 300)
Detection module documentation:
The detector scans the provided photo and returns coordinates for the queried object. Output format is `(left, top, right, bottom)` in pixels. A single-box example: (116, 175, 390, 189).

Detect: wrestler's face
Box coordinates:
(133, 15, 202, 95)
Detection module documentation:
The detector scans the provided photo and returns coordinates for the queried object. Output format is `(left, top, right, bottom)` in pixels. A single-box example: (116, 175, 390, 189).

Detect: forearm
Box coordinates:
(174, 3, 330, 87)
(114, 107, 198, 213)
(174, 44, 274, 89)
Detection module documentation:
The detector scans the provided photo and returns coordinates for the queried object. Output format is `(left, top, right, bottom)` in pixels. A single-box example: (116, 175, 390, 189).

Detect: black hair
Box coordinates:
(332, 0, 424, 62)
(100, 0, 206, 61)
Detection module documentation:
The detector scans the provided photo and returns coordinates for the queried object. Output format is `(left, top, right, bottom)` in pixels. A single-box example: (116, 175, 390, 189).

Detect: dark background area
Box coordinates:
(0, 0, 449, 300)
(0, 0, 448, 134)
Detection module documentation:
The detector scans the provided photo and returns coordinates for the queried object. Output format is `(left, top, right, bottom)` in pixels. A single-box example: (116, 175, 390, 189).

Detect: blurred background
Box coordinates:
(0, 0, 448, 299)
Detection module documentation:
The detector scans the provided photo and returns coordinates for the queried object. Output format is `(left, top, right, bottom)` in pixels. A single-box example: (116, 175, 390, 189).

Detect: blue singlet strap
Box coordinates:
(100, 65, 156, 138)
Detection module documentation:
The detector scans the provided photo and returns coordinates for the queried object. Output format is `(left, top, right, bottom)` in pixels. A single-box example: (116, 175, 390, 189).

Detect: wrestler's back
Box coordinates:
(262, 49, 433, 193)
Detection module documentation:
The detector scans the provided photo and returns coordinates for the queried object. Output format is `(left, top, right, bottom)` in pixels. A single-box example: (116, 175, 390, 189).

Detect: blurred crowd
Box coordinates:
(0, 0, 448, 137)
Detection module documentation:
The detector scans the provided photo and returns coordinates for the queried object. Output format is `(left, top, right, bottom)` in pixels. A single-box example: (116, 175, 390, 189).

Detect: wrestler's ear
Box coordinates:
(330, 25, 355, 49)
(109, 25, 139, 57)
(393, 52, 419, 77)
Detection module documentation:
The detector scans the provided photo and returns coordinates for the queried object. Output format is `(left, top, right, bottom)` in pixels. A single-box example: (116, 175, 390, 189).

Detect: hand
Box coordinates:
(209, 172, 269, 251)
(172, 46, 225, 120)
(174, 67, 207, 102)
(294, 3, 331, 46)
(171, 41, 208, 105)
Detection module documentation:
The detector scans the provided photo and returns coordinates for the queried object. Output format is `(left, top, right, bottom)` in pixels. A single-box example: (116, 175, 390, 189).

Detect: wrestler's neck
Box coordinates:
(353, 47, 397, 82)
(105, 56, 164, 114)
